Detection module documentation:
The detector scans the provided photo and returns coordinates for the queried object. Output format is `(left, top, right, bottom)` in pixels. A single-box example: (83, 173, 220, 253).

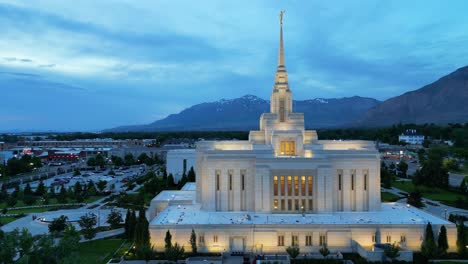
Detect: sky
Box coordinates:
(1, 0, 468, 131)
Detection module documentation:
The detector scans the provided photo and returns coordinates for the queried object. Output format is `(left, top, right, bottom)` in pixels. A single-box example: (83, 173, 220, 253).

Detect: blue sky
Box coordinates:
(1, 0, 468, 131)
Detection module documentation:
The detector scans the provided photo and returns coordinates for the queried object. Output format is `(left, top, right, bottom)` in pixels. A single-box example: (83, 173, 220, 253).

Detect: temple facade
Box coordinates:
(148, 13, 457, 261)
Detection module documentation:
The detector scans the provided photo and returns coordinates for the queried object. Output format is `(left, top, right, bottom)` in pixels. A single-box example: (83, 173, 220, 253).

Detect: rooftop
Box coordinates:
(150, 202, 451, 226)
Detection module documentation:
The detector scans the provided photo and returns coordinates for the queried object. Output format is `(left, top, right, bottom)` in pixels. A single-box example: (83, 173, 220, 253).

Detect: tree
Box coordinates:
(136, 244, 156, 263)
(178, 173, 188, 189)
(73, 169, 81, 176)
(23, 194, 36, 206)
(384, 243, 400, 262)
(78, 213, 97, 240)
(407, 191, 423, 208)
(96, 180, 107, 193)
(36, 180, 46, 196)
(421, 222, 437, 259)
(166, 243, 185, 262)
(111, 155, 124, 167)
(457, 222, 466, 257)
(24, 183, 32, 196)
(48, 215, 69, 234)
(107, 209, 123, 229)
(134, 209, 150, 248)
(6, 195, 17, 207)
(124, 209, 131, 238)
(167, 174, 175, 188)
(124, 153, 135, 166)
(190, 229, 197, 254)
(397, 160, 409, 177)
(57, 224, 80, 261)
(460, 177, 467, 194)
(94, 154, 106, 167)
(28, 234, 56, 264)
(437, 225, 448, 256)
(319, 243, 330, 258)
(73, 182, 83, 198)
(286, 245, 300, 260)
(128, 210, 137, 241)
(57, 185, 68, 203)
(0, 228, 19, 264)
(165, 230, 172, 250)
(86, 181, 97, 196)
(187, 166, 196, 182)
(87, 157, 96, 167)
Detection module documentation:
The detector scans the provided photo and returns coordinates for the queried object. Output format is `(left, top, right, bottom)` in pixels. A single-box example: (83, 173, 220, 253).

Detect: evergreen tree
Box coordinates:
(127, 210, 137, 241)
(58, 185, 67, 203)
(190, 229, 197, 253)
(167, 174, 175, 188)
(49, 186, 56, 198)
(460, 177, 467, 193)
(165, 230, 172, 250)
(35, 180, 46, 196)
(166, 243, 185, 262)
(384, 243, 400, 262)
(457, 222, 466, 257)
(78, 213, 97, 240)
(437, 225, 448, 256)
(134, 209, 150, 248)
(286, 245, 300, 260)
(107, 209, 123, 229)
(421, 222, 437, 258)
(18, 227, 34, 257)
(187, 166, 196, 182)
(124, 209, 131, 238)
(24, 183, 32, 196)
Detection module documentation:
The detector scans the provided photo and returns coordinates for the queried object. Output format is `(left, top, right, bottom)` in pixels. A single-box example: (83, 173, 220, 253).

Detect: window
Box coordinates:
(301, 176, 306, 196)
(294, 176, 299, 196)
(305, 235, 312, 246)
(274, 176, 278, 196)
(241, 170, 246, 191)
(229, 171, 233, 190)
(308, 199, 313, 211)
(294, 199, 299, 210)
(292, 235, 298, 246)
(287, 176, 292, 196)
(364, 173, 367, 191)
(281, 199, 285, 210)
(372, 235, 376, 243)
(301, 199, 306, 211)
(280, 141, 295, 156)
(400, 234, 406, 243)
(308, 176, 313, 196)
(338, 174, 342, 191)
(273, 199, 278, 209)
(351, 173, 355, 190)
(279, 99, 285, 122)
(213, 235, 218, 243)
(216, 170, 220, 191)
(280, 176, 285, 195)
(288, 199, 292, 211)
(278, 235, 284, 246)
(386, 235, 391, 243)
(319, 234, 326, 246)
(199, 235, 205, 244)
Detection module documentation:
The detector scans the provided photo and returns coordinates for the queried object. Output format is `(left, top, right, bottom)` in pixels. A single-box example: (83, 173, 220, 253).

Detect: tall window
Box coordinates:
(241, 170, 246, 191)
(294, 176, 299, 196)
(278, 235, 284, 246)
(287, 199, 292, 211)
(338, 174, 342, 191)
(281, 199, 285, 210)
(213, 235, 218, 243)
(351, 173, 355, 191)
(308, 199, 313, 211)
(199, 235, 205, 244)
(294, 199, 299, 211)
(372, 235, 376, 243)
(319, 234, 326, 246)
(273, 176, 278, 196)
(301, 199, 306, 211)
(273, 199, 278, 209)
(229, 171, 233, 191)
(216, 170, 220, 191)
(305, 235, 312, 246)
(308, 176, 313, 196)
(400, 234, 406, 243)
(364, 173, 367, 191)
(280, 141, 295, 156)
(292, 235, 298, 246)
(301, 176, 306, 196)
(280, 176, 285, 195)
(287, 176, 292, 196)
(279, 99, 285, 122)
(386, 235, 391, 243)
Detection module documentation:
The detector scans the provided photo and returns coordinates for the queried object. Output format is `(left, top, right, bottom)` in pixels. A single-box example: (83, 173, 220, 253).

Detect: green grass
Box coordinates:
(392, 180, 465, 206)
(78, 239, 125, 264)
(381, 192, 403, 202)
(0, 195, 102, 213)
(0, 216, 22, 225)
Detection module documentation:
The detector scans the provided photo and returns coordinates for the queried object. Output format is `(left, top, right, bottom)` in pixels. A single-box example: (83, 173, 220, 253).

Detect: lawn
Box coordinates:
(392, 180, 465, 207)
(381, 192, 403, 202)
(0, 216, 23, 225)
(78, 239, 126, 264)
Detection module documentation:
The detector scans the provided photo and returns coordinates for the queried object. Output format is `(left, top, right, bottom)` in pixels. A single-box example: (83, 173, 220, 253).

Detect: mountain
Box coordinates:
(109, 95, 381, 132)
(356, 66, 468, 127)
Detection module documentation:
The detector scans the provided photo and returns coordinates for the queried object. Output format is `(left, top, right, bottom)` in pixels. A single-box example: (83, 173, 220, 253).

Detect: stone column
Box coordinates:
(355, 169, 364, 211)
(221, 168, 229, 211)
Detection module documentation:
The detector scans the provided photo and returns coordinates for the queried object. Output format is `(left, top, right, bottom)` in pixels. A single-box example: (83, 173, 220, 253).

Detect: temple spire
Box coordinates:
(278, 10, 285, 66)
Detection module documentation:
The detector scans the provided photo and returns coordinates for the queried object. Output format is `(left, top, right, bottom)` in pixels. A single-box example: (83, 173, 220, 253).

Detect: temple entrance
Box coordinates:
(230, 237, 245, 252)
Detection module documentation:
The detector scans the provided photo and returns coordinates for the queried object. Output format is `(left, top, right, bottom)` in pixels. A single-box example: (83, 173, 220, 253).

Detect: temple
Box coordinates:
(148, 12, 456, 261)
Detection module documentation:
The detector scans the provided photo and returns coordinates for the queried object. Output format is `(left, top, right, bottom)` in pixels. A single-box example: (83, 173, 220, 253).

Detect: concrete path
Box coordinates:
(80, 228, 124, 242)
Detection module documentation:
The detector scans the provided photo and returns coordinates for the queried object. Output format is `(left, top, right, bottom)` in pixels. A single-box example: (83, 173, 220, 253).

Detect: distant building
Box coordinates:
(398, 129, 424, 145)
(166, 149, 196, 183)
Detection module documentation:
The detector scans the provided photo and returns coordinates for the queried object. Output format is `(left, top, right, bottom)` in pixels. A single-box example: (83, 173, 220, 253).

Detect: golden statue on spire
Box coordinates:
(280, 10, 285, 25)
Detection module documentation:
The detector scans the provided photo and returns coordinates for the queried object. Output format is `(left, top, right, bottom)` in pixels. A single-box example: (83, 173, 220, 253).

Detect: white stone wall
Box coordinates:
(166, 149, 196, 183)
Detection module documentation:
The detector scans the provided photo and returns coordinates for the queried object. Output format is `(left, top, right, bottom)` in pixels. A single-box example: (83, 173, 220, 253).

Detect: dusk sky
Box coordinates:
(1, 1, 468, 131)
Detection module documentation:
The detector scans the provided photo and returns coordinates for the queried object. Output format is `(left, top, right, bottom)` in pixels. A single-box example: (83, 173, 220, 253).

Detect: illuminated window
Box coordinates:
(301, 199, 306, 210)
(274, 176, 278, 196)
(199, 235, 205, 244)
(372, 235, 376, 243)
(305, 235, 312, 246)
(308, 176, 313, 196)
(280, 176, 285, 195)
(287, 176, 292, 196)
(386, 235, 391, 243)
(215, 170, 220, 191)
(292, 235, 298, 246)
(213, 235, 218, 243)
(279, 99, 285, 122)
(278, 235, 284, 246)
(280, 141, 295, 156)
(400, 234, 406, 243)
(319, 234, 327, 246)
(273, 199, 278, 209)
(301, 176, 306, 196)
(294, 176, 299, 196)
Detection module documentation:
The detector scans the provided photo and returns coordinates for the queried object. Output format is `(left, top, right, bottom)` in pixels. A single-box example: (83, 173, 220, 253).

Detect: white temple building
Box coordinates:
(149, 13, 457, 261)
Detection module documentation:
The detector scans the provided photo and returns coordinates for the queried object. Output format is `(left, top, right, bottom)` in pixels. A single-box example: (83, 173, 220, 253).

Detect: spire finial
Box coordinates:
(280, 10, 285, 25)
(278, 10, 285, 66)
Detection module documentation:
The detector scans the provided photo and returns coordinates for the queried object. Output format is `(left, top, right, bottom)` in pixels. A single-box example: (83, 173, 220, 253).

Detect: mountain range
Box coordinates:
(109, 66, 468, 132)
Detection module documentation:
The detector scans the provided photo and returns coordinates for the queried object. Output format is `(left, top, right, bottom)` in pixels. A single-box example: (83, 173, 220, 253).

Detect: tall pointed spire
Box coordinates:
(278, 10, 285, 66)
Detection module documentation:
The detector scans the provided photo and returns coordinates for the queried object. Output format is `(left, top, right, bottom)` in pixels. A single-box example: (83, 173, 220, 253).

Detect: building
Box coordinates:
(148, 13, 457, 261)
(166, 149, 197, 183)
(398, 129, 425, 145)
